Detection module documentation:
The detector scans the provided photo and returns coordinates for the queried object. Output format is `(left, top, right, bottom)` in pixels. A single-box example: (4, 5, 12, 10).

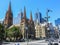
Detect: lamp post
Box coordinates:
(25, 25, 28, 45)
(47, 27, 50, 38)
(45, 9, 52, 22)
(45, 9, 52, 39)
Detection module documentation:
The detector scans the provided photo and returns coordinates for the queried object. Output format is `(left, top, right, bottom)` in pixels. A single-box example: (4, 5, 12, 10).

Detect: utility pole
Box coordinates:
(45, 9, 52, 22)
(45, 9, 52, 40)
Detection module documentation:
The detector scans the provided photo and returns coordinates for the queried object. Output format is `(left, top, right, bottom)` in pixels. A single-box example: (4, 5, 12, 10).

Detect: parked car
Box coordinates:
(54, 43, 58, 45)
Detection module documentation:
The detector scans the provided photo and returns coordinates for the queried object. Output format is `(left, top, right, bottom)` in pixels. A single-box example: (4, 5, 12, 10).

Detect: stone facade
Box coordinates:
(20, 7, 35, 39)
(54, 26, 59, 38)
(4, 2, 13, 28)
(35, 23, 46, 39)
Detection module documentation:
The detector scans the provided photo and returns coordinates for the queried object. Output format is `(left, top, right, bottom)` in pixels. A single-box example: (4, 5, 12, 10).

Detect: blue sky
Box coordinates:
(0, 0, 60, 25)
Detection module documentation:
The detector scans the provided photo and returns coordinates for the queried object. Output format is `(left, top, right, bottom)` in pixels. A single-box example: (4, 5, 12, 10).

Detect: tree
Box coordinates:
(0, 23, 5, 41)
(5, 26, 22, 41)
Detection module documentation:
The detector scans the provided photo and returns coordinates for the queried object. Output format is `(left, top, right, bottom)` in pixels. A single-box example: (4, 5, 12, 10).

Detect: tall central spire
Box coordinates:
(24, 6, 26, 19)
(8, 1, 11, 12)
(4, 1, 13, 28)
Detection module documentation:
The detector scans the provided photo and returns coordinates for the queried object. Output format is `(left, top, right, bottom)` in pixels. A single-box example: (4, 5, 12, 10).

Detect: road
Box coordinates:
(2, 40, 60, 45)
(2, 40, 49, 45)
(2, 42, 48, 45)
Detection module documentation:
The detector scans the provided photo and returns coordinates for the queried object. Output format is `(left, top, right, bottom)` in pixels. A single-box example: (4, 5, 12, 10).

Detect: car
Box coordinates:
(59, 41, 60, 43)
(54, 43, 58, 45)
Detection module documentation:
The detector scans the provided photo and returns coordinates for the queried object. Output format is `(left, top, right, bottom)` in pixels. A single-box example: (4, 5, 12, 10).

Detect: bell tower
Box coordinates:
(28, 11, 35, 39)
(4, 1, 13, 28)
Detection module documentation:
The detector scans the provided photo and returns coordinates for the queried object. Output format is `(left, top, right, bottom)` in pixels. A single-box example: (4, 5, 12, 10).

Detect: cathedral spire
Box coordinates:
(8, 1, 11, 12)
(24, 6, 26, 19)
(30, 11, 33, 21)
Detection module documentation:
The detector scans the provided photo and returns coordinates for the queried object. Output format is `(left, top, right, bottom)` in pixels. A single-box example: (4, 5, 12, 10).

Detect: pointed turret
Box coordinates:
(30, 11, 33, 21)
(24, 6, 26, 19)
(4, 1, 13, 28)
(8, 1, 11, 12)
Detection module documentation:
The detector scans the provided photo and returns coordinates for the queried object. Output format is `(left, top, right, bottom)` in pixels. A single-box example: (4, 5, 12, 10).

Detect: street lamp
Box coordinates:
(25, 25, 28, 45)
(45, 9, 52, 22)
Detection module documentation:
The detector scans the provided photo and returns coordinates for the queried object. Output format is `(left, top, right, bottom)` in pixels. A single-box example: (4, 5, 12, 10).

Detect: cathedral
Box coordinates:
(4, 2, 47, 39)
(4, 2, 35, 39)
(20, 7, 35, 39)
(4, 2, 13, 28)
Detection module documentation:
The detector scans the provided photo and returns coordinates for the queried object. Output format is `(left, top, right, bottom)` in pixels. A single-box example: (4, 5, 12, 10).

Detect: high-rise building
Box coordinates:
(20, 11, 23, 21)
(38, 12, 42, 23)
(13, 14, 20, 24)
(13, 11, 23, 25)
(35, 11, 42, 23)
(35, 11, 46, 24)
(55, 18, 60, 32)
(4, 2, 13, 28)
(55, 18, 60, 26)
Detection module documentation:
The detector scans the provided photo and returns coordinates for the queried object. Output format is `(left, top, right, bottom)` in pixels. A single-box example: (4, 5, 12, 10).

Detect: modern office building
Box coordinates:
(55, 18, 60, 26)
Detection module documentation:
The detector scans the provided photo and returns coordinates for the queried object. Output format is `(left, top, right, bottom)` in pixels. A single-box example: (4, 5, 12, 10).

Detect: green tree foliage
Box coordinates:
(0, 23, 5, 41)
(5, 26, 22, 41)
